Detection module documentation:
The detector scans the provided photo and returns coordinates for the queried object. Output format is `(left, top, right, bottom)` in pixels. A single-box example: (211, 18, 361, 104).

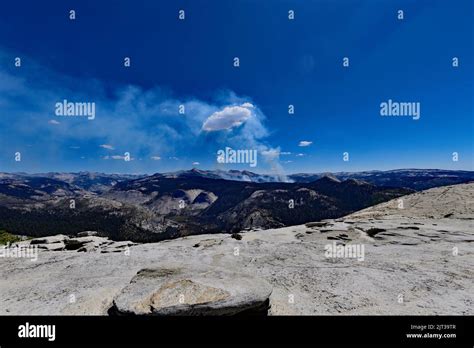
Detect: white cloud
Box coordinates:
(48, 119, 60, 125)
(100, 144, 115, 150)
(192, 162, 200, 166)
(150, 156, 161, 160)
(296, 153, 305, 157)
(298, 141, 312, 147)
(202, 104, 253, 131)
(280, 151, 292, 155)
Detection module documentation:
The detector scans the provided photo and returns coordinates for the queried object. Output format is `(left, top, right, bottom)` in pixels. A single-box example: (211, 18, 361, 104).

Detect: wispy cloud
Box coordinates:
(298, 141, 312, 147)
(100, 144, 115, 150)
(0, 47, 282, 173)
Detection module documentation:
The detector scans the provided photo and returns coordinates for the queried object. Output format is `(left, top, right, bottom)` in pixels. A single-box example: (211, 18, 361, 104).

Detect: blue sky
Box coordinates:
(0, 0, 472, 175)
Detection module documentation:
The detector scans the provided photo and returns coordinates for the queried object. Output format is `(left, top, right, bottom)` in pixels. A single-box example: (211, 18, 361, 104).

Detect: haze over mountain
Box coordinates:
(3, 168, 473, 190)
(161, 168, 474, 191)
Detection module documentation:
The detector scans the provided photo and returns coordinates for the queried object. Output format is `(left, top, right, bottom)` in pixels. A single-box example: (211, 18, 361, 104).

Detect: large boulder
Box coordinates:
(109, 267, 272, 316)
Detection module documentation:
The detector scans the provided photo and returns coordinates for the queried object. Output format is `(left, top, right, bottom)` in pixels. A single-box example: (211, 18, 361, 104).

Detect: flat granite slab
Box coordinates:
(110, 267, 272, 315)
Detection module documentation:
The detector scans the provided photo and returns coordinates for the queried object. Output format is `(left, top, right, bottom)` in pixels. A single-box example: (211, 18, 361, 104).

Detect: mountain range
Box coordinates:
(0, 169, 472, 242)
(164, 168, 474, 190)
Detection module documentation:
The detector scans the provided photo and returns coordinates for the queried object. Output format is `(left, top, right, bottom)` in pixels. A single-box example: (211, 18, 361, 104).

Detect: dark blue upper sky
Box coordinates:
(0, 0, 472, 174)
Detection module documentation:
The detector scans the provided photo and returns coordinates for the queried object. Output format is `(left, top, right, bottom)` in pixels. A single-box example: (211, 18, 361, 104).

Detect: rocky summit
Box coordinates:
(0, 183, 472, 315)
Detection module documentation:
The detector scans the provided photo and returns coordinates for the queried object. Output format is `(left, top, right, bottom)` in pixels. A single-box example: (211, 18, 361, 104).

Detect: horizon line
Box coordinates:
(2, 167, 474, 176)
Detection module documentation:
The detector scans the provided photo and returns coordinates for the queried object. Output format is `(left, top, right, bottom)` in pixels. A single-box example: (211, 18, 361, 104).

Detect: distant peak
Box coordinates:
(319, 173, 341, 183)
